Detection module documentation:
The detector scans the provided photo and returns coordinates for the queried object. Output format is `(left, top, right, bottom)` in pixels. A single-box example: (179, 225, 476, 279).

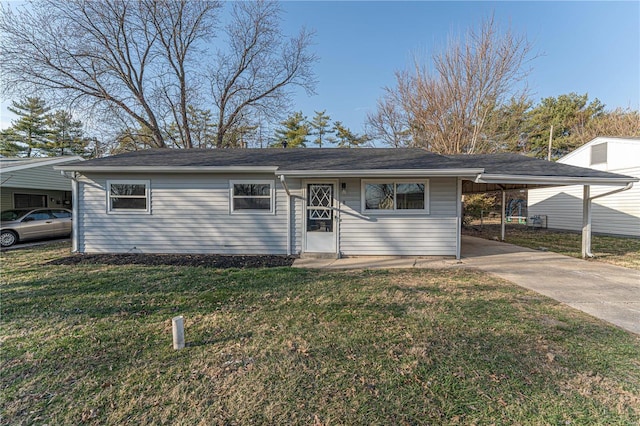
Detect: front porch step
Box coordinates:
(300, 252, 340, 259)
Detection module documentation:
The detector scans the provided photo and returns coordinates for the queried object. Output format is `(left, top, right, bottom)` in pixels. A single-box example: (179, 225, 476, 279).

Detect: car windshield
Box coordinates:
(1, 209, 30, 221)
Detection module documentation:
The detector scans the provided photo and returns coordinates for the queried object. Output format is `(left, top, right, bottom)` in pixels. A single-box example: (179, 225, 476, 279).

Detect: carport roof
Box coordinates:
(55, 148, 637, 187)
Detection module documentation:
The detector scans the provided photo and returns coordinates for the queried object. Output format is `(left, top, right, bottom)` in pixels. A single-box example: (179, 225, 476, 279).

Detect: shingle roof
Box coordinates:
(59, 148, 463, 170)
(56, 148, 637, 183)
(444, 153, 633, 179)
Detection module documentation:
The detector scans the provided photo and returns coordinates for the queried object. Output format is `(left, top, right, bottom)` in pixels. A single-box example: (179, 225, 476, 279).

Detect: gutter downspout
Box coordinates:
(582, 182, 633, 258)
(61, 170, 79, 253)
(280, 175, 292, 256)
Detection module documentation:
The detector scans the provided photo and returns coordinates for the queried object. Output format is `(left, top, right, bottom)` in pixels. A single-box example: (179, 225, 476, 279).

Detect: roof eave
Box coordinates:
(54, 165, 280, 173)
(476, 173, 639, 186)
(4, 156, 85, 172)
(276, 168, 485, 177)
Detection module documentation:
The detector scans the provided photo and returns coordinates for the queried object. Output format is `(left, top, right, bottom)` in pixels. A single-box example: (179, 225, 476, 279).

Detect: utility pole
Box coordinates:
(547, 125, 554, 161)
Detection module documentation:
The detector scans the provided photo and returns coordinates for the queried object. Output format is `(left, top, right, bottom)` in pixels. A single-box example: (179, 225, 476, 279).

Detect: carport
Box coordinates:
(446, 154, 638, 258)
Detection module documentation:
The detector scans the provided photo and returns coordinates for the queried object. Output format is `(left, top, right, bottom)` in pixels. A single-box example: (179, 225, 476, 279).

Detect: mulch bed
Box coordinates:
(47, 253, 297, 268)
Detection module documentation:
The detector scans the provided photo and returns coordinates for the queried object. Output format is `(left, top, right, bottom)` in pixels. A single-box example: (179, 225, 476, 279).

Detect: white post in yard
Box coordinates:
(172, 316, 185, 350)
(582, 185, 592, 258)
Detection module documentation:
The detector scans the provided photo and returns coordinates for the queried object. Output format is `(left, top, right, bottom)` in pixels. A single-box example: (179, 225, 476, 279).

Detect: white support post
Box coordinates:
(71, 173, 79, 253)
(500, 189, 506, 241)
(456, 178, 462, 260)
(172, 316, 185, 350)
(582, 185, 592, 258)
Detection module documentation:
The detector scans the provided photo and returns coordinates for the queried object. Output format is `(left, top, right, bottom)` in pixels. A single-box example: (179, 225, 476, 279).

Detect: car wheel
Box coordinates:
(1, 230, 18, 247)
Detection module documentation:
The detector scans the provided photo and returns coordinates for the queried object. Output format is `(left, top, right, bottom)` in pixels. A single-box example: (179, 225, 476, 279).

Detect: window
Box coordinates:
(230, 180, 274, 213)
(362, 180, 429, 213)
(24, 210, 54, 221)
(590, 143, 607, 165)
(14, 193, 47, 209)
(107, 180, 150, 213)
(51, 209, 72, 218)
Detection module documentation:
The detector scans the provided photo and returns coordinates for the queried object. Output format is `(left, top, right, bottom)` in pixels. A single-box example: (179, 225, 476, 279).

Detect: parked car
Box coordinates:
(1, 208, 72, 247)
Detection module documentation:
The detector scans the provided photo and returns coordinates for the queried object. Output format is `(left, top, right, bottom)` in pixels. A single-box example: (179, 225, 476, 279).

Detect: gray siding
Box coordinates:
(77, 173, 460, 256)
(78, 173, 290, 254)
(337, 177, 458, 256)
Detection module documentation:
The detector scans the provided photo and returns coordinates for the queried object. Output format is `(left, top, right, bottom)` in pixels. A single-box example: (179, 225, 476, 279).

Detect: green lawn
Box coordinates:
(463, 223, 640, 270)
(2, 243, 640, 425)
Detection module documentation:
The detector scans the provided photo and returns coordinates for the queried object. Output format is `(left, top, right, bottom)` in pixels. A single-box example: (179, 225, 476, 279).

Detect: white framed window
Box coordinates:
(362, 179, 429, 214)
(106, 180, 150, 214)
(230, 180, 275, 214)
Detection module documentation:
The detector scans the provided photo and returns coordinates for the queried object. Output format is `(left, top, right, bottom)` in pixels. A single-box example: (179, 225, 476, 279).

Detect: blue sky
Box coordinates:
(1, 1, 638, 139)
(282, 1, 640, 134)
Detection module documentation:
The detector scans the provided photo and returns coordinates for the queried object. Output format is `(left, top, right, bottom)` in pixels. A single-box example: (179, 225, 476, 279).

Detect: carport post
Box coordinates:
(500, 189, 506, 241)
(581, 185, 592, 258)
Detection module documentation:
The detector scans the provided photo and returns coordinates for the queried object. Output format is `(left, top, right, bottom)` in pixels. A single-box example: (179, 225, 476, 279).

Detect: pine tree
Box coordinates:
(309, 110, 333, 147)
(45, 110, 89, 156)
(4, 97, 51, 157)
(0, 129, 22, 156)
(332, 121, 370, 148)
(271, 112, 309, 148)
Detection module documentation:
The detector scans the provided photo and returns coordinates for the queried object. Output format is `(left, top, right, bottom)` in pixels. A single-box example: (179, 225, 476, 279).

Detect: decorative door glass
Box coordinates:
(307, 184, 333, 232)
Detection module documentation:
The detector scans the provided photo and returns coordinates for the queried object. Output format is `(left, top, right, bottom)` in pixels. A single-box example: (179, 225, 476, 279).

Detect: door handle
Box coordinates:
(45, 221, 53, 223)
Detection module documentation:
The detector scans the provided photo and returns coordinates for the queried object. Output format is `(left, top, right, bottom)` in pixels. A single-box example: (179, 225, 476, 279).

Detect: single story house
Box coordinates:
(1, 156, 84, 211)
(529, 137, 640, 237)
(55, 148, 637, 259)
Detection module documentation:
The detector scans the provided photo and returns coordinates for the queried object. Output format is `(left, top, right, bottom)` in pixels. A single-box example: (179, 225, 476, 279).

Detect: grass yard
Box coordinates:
(463, 223, 640, 270)
(2, 243, 640, 425)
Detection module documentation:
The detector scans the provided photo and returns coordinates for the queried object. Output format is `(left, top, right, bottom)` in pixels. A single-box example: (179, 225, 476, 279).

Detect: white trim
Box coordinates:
(475, 174, 637, 186)
(277, 169, 483, 178)
(55, 165, 279, 173)
(106, 180, 151, 214)
(3, 156, 84, 173)
(229, 180, 275, 215)
(361, 179, 430, 215)
(302, 180, 339, 255)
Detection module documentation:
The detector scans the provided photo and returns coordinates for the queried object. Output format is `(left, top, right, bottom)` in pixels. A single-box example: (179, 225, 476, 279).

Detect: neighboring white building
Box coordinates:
(0, 156, 84, 211)
(528, 137, 640, 237)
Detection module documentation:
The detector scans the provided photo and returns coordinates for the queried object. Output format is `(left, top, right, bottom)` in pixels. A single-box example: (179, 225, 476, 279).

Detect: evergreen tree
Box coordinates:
(309, 110, 333, 147)
(525, 93, 605, 159)
(0, 129, 22, 156)
(4, 97, 51, 157)
(45, 110, 89, 156)
(271, 112, 309, 148)
(110, 126, 157, 154)
(332, 121, 370, 148)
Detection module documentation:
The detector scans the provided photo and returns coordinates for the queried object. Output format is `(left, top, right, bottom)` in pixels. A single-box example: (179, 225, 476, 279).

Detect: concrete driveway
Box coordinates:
(461, 236, 640, 335)
(294, 236, 640, 334)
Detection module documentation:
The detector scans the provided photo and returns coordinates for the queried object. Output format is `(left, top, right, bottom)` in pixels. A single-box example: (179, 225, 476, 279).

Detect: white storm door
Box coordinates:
(305, 183, 336, 253)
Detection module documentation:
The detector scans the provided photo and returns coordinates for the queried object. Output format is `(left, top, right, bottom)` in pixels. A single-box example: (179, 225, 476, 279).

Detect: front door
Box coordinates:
(305, 183, 336, 254)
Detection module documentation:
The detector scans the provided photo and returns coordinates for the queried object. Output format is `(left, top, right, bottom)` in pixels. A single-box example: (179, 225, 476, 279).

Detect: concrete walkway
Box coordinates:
(293, 236, 640, 334)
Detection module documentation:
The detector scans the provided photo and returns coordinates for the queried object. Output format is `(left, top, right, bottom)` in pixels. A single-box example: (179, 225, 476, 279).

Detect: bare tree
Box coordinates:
(365, 89, 411, 147)
(210, 1, 317, 148)
(372, 16, 534, 154)
(0, 0, 220, 149)
(573, 108, 640, 144)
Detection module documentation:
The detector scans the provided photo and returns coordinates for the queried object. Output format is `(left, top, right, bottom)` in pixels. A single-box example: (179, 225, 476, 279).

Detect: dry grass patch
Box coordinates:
(2, 243, 640, 425)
